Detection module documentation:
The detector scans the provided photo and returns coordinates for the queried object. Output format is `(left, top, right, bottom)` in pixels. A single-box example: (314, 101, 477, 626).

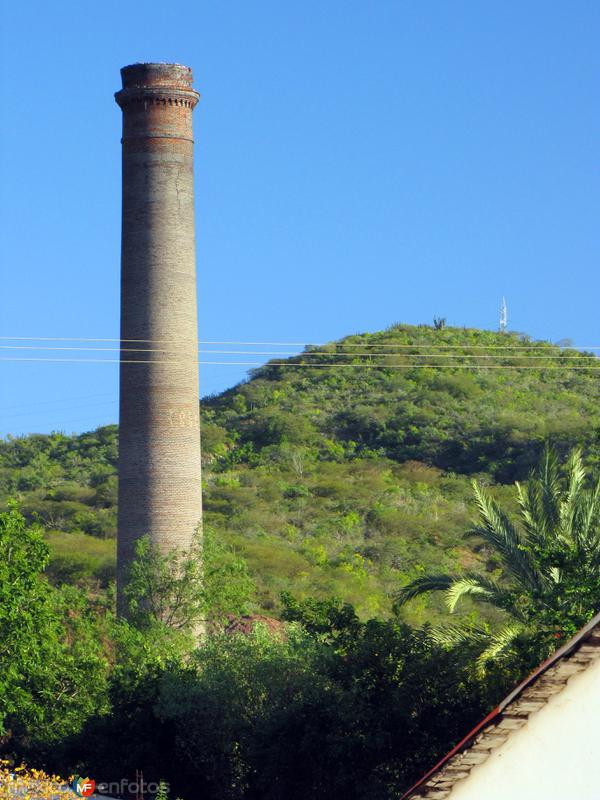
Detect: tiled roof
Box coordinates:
(402, 610, 600, 799)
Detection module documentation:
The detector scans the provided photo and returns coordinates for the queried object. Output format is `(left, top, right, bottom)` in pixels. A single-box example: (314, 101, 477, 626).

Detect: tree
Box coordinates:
(395, 448, 600, 670)
(147, 612, 508, 800)
(0, 503, 52, 730)
(123, 531, 204, 635)
(123, 526, 255, 637)
(0, 503, 109, 752)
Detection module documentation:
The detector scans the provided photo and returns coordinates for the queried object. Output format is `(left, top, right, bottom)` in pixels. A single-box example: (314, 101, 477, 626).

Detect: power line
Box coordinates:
(0, 357, 179, 364)
(0, 345, 181, 353)
(0, 335, 597, 351)
(1, 392, 116, 413)
(2, 415, 118, 432)
(1, 388, 227, 423)
(2, 400, 118, 421)
(0, 336, 174, 344)
(193, 341, 596, 352)
(0, 346, 598, 362)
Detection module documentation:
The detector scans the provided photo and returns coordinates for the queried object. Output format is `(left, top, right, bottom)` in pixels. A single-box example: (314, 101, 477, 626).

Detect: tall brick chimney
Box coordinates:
(115, 63, 202, 615)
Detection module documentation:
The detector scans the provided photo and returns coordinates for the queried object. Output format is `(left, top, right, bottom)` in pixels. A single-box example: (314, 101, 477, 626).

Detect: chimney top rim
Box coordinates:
(122, 62, 192, 69)
(118, 62, 197, 94)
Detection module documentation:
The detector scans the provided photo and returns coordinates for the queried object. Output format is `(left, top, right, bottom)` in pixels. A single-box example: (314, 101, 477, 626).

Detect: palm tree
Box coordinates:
(395, 448, 600, 670)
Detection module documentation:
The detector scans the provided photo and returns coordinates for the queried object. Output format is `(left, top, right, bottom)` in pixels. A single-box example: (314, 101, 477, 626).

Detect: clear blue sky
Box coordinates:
(1, 1, 598, 437)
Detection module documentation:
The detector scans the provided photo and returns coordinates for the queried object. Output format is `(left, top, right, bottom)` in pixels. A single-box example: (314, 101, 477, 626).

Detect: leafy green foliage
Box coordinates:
(4, 325, 600, 617)
(0, 492, 568, 800)
(2, 324, 600, 797)
(206, 326, 600, 480)
(0, 505, 255, 773)
(201, 526, 256, 625)
(0, 505, 110, 753)
(280, 592, 361, 643)
(44, 531, 115, 586)
(123, 526, 255, 639)
(61, 614, 519, 800)
(0, 427, 117, 546)
(395, 447, 600, 668)
(123, 532, 205, 634)
(155, 781, 169, 800)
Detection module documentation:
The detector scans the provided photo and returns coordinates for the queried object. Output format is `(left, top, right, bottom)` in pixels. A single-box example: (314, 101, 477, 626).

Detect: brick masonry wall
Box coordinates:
(115, 63, 202, 614)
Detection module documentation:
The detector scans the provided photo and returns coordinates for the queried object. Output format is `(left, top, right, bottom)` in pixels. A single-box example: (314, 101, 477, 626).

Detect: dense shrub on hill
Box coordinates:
(2, 325, 600, 616)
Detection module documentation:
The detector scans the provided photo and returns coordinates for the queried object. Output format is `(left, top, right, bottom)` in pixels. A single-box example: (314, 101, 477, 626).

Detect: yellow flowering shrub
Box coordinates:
(0, 761, 69, 800)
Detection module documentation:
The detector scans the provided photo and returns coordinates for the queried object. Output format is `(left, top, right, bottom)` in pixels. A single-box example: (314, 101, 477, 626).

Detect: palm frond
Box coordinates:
(517, 479, 552, 546)
(445, 573, 517, 615)
(476, 623, 526, 674)
(537, 446, 562, 529)
(394, 574, 455, 607)
(549, 566, 562, 584)
(428, 621, 489, 648)
(468, 482, 544, 593)
(516, 481, 537, 539)
(572, 477, 600, 553)
(559, 448, 586, 538)
(445, 577, 492, 613)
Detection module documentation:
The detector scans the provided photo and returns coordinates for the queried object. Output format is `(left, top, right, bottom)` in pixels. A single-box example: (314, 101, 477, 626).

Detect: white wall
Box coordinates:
(448, 656, 600, 800)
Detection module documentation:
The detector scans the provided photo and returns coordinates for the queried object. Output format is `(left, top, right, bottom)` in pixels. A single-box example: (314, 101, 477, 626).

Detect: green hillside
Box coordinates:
(2, 324, 599, 619)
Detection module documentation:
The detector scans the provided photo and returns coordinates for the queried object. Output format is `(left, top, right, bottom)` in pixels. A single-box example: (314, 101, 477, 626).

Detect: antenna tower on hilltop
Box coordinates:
(499, 297, 508, 332)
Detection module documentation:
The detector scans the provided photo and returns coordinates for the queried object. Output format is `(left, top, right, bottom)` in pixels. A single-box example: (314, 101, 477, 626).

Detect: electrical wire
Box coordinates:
(0, 335, 598, 351)
(14, 415, 117, 430)
(0, 357, 178, 364)
(1, 392, 116, 413)
(0, 345, 181, 353)
(2, 400, 118, 421)
(1, 346, 598, 362)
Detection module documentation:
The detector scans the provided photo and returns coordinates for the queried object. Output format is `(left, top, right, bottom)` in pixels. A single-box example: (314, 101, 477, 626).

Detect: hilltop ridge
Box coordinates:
(204, 323, 600, 479)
